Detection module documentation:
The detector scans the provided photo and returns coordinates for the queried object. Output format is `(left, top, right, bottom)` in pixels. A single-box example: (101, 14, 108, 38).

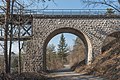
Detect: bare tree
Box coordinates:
(4, 0, 10, 74)
(8, 0, 15, 73)
(82, 0, 120, 12)
(0, 0, 52, 74)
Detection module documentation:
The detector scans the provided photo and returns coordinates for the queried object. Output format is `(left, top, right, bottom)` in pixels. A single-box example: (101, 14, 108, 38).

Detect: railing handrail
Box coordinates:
(0, 9, 120, 15)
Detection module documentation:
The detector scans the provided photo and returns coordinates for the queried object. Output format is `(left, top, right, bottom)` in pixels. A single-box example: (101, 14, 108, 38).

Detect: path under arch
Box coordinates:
(46, 70, 104, 80)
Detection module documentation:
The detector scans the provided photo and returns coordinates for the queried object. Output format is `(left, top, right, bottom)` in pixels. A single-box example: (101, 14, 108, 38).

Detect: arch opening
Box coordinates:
(43, 28, 92, 71)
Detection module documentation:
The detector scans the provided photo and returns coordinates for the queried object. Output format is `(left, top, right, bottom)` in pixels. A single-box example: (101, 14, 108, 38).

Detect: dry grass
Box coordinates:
(74, 50, 120, 80)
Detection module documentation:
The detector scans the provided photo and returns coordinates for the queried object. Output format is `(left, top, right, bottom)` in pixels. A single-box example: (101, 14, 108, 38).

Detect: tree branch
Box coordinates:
(0, 6, 6, 13)
(82, 0, 120, 12)
(0, 43, 4, 50)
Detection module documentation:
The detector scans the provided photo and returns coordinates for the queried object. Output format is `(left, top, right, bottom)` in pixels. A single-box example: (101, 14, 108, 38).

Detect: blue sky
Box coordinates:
(48, 33, 77, 51)
(30, 0, 109, 9)
(44, 0, 85, 9)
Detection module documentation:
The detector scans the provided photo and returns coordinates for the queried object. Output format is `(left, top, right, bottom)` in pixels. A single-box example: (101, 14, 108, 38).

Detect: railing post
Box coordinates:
(0, 28, 1, 36)
(70, 10, 72, 15)
(89, 9, 90, 16)
(43, 10, 44, 15)
(79, 9, 81, 15)
(62, 9, 63, 15)
(1, 28, 2, 36)
(52, 9, 54, 15)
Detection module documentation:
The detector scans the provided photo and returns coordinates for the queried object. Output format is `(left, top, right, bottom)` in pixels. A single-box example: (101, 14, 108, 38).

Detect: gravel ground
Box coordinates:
(46, 71, 105, 80)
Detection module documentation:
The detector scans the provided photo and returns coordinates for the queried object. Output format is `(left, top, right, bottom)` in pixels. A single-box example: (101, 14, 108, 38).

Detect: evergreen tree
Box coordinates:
(106, 8, 115, 16)
(57, 33, 69, 64)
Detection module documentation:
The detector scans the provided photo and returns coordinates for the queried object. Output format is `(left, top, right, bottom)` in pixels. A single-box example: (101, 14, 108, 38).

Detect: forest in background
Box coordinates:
(46, 33, 85, 70)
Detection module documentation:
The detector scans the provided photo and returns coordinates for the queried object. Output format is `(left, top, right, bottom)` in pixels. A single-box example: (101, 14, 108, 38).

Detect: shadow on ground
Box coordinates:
(46, 69, 105, 80)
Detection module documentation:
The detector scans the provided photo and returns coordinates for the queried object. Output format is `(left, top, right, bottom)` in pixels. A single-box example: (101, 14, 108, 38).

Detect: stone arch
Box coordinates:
(102, 31, 120, 53)
(43, 27, 92, 71)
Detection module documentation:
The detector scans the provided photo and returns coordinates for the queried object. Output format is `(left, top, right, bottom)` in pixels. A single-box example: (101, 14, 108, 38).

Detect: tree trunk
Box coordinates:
(4, 0, 10, 73)
(18, 26, 22, 74)
(18, 7, 22, 74)
(8, 0, 14, 73)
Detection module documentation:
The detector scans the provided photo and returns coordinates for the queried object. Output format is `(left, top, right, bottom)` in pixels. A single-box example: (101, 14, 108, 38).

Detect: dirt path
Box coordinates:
(46, 71, 105, 80)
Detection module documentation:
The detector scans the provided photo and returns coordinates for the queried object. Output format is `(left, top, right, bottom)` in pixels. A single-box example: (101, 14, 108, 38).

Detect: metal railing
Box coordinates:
(26, 9, 119, 15)
(0, 9, 120, 15)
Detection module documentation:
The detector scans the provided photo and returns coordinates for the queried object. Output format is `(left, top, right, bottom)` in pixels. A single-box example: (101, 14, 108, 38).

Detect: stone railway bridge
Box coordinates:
(0, 9, 120, 72)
